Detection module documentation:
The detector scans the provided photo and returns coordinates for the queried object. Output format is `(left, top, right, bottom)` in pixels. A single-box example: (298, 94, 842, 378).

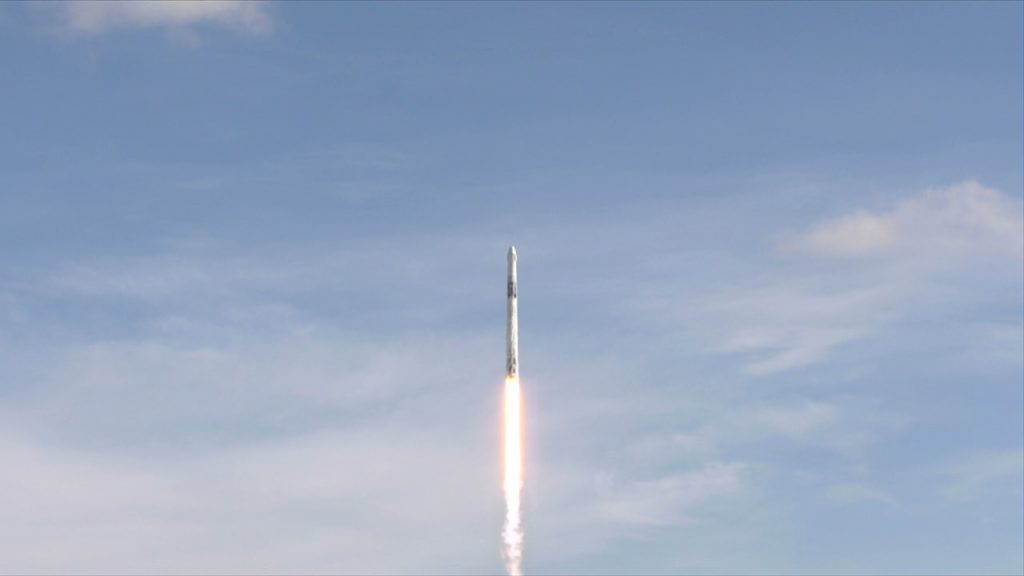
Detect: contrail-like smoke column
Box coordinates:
(503, 247, 524, 576)
(503, 375, 523, 576)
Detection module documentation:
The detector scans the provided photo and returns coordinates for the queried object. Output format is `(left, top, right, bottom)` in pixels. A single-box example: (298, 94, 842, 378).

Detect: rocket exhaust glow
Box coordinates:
(503, 246, 524, 576)
(503, 375, 523, 576)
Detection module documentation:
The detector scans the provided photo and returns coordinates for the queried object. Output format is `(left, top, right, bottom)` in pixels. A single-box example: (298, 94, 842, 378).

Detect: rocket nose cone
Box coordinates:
(508, 246, 517, 258)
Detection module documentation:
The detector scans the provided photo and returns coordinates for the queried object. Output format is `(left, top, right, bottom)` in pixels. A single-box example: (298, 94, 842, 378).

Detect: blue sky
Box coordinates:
(1, 2, 1022, 574)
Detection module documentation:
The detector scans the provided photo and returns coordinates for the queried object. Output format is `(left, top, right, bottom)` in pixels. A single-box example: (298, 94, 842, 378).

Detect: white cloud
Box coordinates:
(796, 210, 900, 256)
(0, 266, 500, 573)
(788, 180, 1023, 259)
(751, 401, 838, 437)
(703, 181, 1022, 375)
(594, 463, 745, 526)
(624, 432, 716, 461)
(49, 235, 498, 312)
(62, 1, 271, 35)
(824, 482, 896, 506)
(0, 426, 497, 574)
(617, 397, 901, 473)
(708, 285, 887, 374)
(717, 399, 882, 453)
(4, 176, 1018, 571)
(9, 325, 497, 449)
(940, 450, 1024, 502)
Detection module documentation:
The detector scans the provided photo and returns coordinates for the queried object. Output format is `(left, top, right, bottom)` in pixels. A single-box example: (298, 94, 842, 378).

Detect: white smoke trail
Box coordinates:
(503, 376, 523, 576)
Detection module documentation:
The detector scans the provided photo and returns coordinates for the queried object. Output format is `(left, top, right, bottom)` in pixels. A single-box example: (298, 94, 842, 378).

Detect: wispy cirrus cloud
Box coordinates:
(594, 462, 745, 527)
(60, 0, 271, 36)
(4, 177, 1018, 572)
(939, 450, 1024, 502)
(824, 482, 896, 506)
(786, 180, 1023, 259)
(622, 397, 895, 468)
(0, 426, 497, 574)
(707, 285, 888, 374)
(703, 181, 1022, 375)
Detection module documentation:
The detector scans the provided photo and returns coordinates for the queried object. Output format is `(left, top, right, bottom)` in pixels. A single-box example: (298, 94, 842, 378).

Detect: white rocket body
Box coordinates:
(506, 246, 518, 378)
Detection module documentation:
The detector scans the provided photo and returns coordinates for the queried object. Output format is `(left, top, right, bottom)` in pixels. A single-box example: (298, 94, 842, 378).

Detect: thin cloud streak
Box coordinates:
(786, 180, 1023, 259)
(61, 1, 271, 36)
(1, 180, 1018, 572)
(0, 427, 496, 574)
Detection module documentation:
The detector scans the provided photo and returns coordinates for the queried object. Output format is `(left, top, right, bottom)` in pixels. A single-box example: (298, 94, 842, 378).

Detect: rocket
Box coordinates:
(506, 246, 519, 378)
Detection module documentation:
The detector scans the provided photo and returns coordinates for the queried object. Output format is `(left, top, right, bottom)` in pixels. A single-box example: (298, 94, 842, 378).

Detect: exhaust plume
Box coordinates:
(503, 375, 523, 576)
